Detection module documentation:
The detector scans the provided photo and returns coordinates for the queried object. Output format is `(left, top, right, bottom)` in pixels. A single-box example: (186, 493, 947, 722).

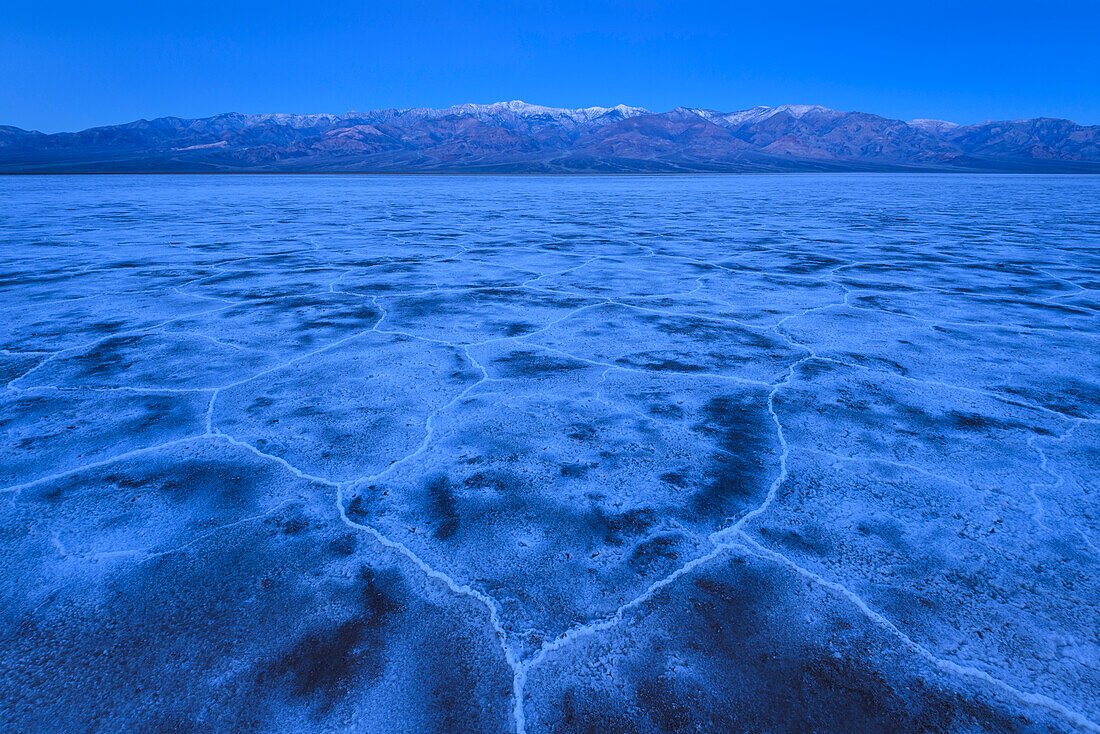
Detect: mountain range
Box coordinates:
(2, 100, 1098, 173)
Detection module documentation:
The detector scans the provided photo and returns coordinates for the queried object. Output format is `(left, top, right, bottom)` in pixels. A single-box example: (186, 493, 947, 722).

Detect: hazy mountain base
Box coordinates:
(0, 174, 1098, 733)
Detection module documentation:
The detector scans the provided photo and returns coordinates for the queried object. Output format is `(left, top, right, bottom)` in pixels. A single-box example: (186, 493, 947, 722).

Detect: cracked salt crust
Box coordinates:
(1, 173, 1098, 733)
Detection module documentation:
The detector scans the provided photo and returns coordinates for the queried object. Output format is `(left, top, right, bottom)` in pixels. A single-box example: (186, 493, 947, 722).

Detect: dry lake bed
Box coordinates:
(1, 174, 1098, 733)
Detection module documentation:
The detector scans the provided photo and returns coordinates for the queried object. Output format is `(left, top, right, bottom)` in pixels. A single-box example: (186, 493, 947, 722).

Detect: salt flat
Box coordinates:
(1, 174, 1098, 733)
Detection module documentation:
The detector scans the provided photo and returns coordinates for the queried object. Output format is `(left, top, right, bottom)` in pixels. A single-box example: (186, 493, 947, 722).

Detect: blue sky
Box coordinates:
(3, 0, 1098, 132)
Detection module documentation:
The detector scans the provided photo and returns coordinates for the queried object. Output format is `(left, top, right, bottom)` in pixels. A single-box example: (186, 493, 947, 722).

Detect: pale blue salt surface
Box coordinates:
(0, 174, 1098, 732)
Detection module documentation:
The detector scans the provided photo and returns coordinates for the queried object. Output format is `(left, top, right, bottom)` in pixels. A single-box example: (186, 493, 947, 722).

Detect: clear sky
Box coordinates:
(3, 0, 1098, 132)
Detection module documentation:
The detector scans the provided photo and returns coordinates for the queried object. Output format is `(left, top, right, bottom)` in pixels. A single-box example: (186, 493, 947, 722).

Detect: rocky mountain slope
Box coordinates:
(2, 100, 1097, 172)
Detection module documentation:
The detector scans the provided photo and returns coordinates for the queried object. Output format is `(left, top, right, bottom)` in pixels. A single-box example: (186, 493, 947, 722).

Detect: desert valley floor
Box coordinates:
(1, 174, 1098, 733)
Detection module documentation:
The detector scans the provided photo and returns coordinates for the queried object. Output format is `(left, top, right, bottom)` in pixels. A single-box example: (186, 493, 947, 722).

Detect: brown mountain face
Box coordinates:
(732, 111, 956, 162)
(2, 101, 1097, 172)
(571, 110, 751, 165)
(946, 118, 1100, 163)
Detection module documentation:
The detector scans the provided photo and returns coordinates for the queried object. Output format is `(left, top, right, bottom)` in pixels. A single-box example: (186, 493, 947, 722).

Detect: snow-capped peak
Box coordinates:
(384, 101, 648, 127)
(908, 118, 960, 132)
(690, 105, 843, 128)
(773, 104, 835, 118)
